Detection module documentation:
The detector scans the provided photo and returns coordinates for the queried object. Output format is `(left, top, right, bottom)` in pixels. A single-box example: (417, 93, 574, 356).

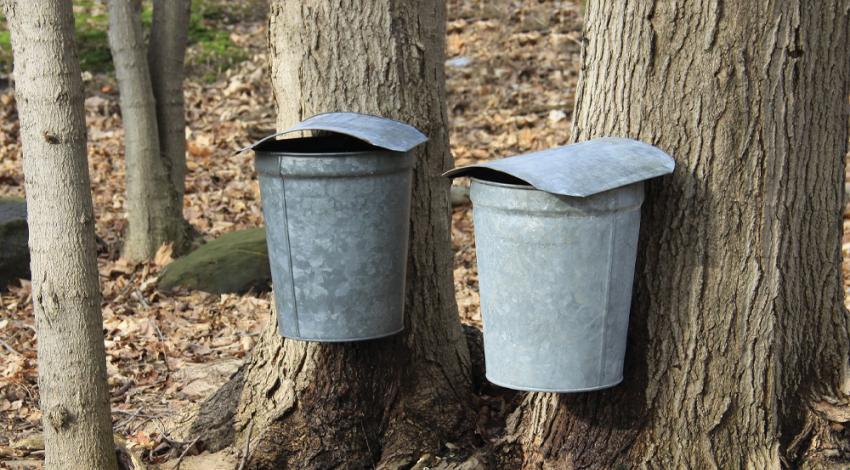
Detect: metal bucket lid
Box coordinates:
(240, 112, 428, 154)
(444, 137, 675, 197)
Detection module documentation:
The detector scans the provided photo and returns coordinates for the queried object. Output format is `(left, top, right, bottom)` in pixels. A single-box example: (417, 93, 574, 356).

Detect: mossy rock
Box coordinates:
(158, 228, 271, 294)
(0, 197, 29, 290)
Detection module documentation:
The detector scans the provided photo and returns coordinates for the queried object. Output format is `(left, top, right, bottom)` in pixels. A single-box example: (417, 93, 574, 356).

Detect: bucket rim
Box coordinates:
(470, 176, 535, 191)
(485, 374, 624, 393)
(279, 326, 405, 343)
(253, 134, 404, 158)
(256, 148, 402, 158)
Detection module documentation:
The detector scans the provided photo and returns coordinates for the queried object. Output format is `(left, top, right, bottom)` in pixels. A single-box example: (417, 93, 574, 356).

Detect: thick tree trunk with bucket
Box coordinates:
(3, 1, 118, 468)
(223, 1, 474, 468)
(506, 1, 850, 468)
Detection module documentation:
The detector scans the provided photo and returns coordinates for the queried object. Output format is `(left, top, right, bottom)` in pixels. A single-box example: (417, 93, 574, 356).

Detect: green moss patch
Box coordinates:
(157, 227, 271, 295)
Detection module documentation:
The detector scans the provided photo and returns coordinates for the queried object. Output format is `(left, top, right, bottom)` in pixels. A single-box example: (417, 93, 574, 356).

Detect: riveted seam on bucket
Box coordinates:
(256, 168, 279, 177)
(470, 181, 645, 214)
(255, 155, 282, 176)
(469, 177, 535, 190)
(261, 149, 400, 158)
(279, 168, 300, 338)
(598, 210, 617, 388)
(277, 167, 415, 179)
(469, 205, 644, 217)
(274, 151, 416, 178)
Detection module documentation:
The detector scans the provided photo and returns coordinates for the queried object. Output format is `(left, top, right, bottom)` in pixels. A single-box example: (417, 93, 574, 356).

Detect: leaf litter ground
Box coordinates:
(6, 0, 843, 468)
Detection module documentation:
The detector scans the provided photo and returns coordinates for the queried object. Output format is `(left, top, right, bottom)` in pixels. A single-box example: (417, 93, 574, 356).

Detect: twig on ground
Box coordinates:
(112, 408, 161, 432)
(174, 436, 201, 470)
(0, 337, 22, 356)
(112, 409, 161, 419)
(153, 319, 167, 342)
(238, 421, 253, 470)
(134, 288, 151, 308)
(116, 273, 137, 297)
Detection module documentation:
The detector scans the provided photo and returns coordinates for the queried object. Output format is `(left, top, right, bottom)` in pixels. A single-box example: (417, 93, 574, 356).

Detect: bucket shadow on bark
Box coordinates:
(509, 173, 700, 466)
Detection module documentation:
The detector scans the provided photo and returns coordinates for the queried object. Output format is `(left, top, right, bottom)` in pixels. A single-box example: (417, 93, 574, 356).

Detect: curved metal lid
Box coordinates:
(240, 112, 428, 153)
(444, 137, 675, 197)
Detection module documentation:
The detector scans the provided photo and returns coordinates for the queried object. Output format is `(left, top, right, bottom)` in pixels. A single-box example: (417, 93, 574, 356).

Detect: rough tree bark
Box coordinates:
(148, 0, 191, 249)
(221, 1, 474, 468)
(108, 0, 185, 261)
(507, 1, 850, 468)
(3, 1, 118, 469)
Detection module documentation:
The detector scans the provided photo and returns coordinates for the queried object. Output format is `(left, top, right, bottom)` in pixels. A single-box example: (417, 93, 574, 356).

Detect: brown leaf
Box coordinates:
(154, 243, 174, 267)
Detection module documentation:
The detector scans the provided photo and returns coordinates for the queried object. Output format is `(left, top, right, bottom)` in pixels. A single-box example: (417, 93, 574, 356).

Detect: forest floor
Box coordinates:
(0, 0, 847, 468)
(0, 1, 583, 467)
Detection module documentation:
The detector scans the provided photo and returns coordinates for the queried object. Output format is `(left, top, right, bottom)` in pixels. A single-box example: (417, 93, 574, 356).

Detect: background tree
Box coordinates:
(148, 0, 191, 231)
(3, 0, 118, 468)
(108, 0, 191, 262)
(506, 1, 850, 468)
(189, 1, 476, 468)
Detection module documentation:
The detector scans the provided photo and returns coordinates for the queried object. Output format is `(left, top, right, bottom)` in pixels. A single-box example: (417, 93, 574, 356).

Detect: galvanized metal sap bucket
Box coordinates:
(445, 138, 674, 392)
(244, 112, 427, 342)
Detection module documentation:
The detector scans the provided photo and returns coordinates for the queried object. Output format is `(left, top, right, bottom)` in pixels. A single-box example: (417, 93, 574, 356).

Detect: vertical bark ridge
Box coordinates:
(508, 1, 850, 468)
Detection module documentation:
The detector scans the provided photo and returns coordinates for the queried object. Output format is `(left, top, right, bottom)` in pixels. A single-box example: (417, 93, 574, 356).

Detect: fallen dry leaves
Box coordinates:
(0, 1, 588, 464)
(0, 10, 274, 466)
(5, 0, 847, 468)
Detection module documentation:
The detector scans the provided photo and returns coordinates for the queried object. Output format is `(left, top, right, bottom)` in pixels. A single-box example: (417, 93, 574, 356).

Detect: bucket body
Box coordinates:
(256, 137, 414, 341)
(470, 178, 644, 391)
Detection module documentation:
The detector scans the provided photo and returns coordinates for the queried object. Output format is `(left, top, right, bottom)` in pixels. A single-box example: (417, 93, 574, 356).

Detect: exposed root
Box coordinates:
(793, 393, 850, 469)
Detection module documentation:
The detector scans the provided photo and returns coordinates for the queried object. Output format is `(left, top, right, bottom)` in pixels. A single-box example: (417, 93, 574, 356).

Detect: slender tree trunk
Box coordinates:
(506, 1, 850, 468)
(224, 1, 474, 468)
(108, 0, 184, 261)
(3, 1, 118, 469)
(148, 0, 191, 251)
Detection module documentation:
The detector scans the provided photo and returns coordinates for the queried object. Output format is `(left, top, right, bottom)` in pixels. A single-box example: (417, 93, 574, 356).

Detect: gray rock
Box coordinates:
(157, 228, 271, 294)
(0, 197, 29, 290)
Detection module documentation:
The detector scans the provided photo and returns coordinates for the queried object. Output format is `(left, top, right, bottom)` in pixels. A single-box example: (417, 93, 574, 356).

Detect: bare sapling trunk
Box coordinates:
(194, 1, 475, 468)
(148, 0, 192, 252)
(3, 1, 118, 468)
(108, 0, 184, 261)
(506, 1, 850, 468)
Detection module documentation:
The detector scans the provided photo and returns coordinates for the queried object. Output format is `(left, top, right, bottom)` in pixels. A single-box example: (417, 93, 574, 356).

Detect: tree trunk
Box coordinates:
(507, 1, 850, 468)
(3, 1, 118, 469)
(227, 1, 474, 468)
(108, 0, 184, 261)
(148, 0, 191, 252)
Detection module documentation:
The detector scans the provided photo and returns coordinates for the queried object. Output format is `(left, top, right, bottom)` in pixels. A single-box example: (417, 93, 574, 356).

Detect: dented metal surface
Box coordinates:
(447, 138, 674, 392)
(252, 113, 425, 342)
(470, 180, 644, 391)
